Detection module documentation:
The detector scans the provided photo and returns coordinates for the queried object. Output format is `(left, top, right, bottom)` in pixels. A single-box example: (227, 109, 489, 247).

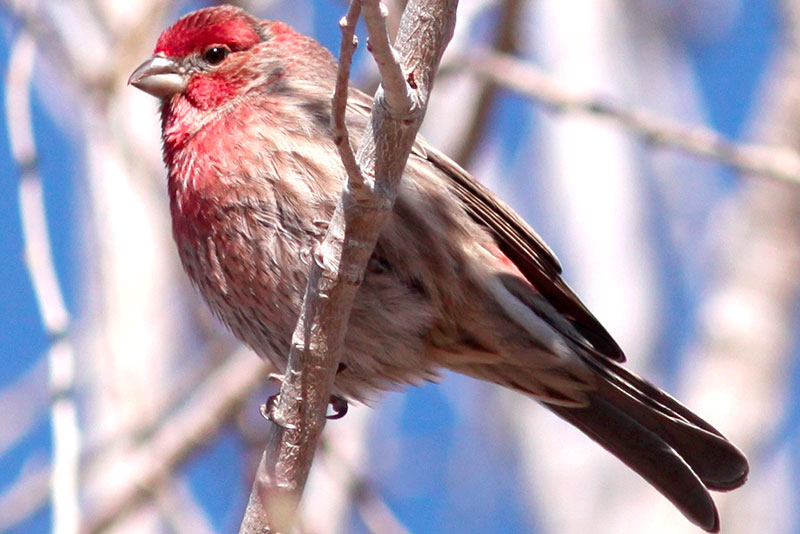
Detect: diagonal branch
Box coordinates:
(0, 346, 267, 534)
(82, 347, 268, 534)
(460, 51, 800, 185)
(453, 0, 523, 167)
(237, 1, 458, 533)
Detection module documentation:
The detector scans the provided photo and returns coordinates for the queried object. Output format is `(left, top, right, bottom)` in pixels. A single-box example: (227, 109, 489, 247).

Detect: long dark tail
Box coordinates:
(545, 357, 748, 533)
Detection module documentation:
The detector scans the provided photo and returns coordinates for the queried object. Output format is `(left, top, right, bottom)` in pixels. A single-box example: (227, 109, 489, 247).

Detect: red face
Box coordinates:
(129, 6, 314, 111)
(152, 7, 263, 111)
(128, 6, 323, 161)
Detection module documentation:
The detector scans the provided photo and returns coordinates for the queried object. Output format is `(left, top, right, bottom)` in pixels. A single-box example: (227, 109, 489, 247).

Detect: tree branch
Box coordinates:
(81, 348, 267, 534)
(6, 27, 81, 534)
(361, 1, 413, 113)
(0, 345, 266, 534)
(459, 50, 800, 185)
(237, 1, 458, 533)
(331, 0, 365, 190)
(452, 0, 523, 167)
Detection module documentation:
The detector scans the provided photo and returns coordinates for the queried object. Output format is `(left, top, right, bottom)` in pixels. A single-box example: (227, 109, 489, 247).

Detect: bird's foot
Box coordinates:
(261, 374, 347, 424)
(327, 394, 349, 420)
(260, 393, 297, 429)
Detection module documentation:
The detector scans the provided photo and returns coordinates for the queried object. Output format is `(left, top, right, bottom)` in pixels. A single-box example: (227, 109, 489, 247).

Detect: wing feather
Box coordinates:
(420, 142, 626, 361)
(344, 89, 624, 360)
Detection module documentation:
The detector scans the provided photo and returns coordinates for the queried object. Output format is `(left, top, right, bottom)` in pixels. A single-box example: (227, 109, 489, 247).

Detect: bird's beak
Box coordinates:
(128, 55, 186, 99)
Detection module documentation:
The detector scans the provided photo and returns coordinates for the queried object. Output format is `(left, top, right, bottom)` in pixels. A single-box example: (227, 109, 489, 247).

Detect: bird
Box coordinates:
(128, 5, 748, 531)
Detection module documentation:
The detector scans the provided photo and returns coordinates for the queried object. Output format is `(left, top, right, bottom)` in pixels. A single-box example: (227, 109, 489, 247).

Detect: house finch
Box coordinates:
(129, 5, 748, 531)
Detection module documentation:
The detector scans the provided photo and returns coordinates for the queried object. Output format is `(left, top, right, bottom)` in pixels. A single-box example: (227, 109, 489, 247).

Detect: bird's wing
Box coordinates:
(418, 141, 626, 361)
(344, 90, 624, 361)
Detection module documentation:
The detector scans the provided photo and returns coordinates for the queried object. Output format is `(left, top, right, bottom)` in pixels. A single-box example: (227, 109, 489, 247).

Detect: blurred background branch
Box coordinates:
(6, 17, 81, 534)
(454, 51, 800, 185)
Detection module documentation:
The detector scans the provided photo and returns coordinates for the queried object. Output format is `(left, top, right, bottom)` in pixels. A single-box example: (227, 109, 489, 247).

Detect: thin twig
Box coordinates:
(83, 348, 268, 534)
(460, 50, 800, 185)
(0, 461, 50, 531)
(362, 0, 413, 113)
(453, 0, 522, 167)
(332, 1, 366, 191)
(6, 26, 81, 534)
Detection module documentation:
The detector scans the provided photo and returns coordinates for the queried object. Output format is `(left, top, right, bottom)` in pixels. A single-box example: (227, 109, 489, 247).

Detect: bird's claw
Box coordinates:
(327, 394, 348, 420)
(260, 393, 297, 429)
(261, 386, 347, 425)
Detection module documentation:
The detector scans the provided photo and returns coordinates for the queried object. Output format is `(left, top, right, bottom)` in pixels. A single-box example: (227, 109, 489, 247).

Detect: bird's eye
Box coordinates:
(202, 46, 230, 66)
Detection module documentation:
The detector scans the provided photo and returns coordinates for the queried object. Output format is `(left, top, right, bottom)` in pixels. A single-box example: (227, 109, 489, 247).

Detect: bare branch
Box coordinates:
(0, 356, 48, 458)
(362, 1, 413, 113)
(460, 51, 800, 185)
(238, 1, 458, 532)
(83, 348, 267, 534)
(332, 1, 366, 192)
(453, 0, 523, 167)
(6, 26, 81, 534)
(0, 460, 49, 532)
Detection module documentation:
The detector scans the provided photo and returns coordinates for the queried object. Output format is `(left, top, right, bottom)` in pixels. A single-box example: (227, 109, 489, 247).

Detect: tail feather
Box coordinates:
(545, 357, 748, 533)
(546, 396, 721, 532)
(590, 360, 748, 489)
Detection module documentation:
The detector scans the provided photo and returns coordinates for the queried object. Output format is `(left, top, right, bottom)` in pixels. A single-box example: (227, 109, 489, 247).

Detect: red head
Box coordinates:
(129, 6, 335, 109)
(129, 5, 340, 165)
(128, 6, 340, 213)
(129, 6, 266, 111)
(153, 5, 263, 59)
